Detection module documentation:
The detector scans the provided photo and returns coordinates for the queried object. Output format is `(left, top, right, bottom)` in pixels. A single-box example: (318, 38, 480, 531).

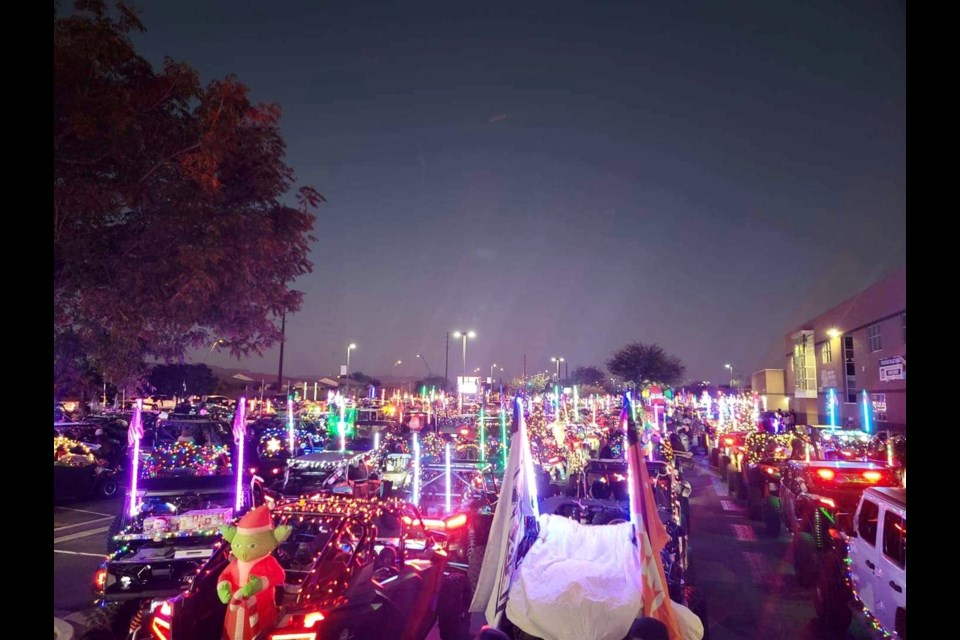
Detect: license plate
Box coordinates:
(174, 548, 214, 560)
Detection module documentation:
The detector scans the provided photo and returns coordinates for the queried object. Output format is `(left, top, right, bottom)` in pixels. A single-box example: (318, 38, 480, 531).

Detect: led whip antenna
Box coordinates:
(479, 404, 486, 463)
(233, 397, 247, 512)
(500, 404, 508, 469)
(861, 390, 872, 433)
(127, 399, 144, 517)
(573, 385, 579, 417)
(374, 429, 380, 452)
(339, 400, 347, 453)
(287, 395, 295, 455)
(412, 432, 421, 506)
(827, 388, 837, 428)
(445, 443, 452, 514)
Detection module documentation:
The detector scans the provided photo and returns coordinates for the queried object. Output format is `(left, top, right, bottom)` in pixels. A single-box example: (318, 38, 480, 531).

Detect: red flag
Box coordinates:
(623, 394, 682, 640)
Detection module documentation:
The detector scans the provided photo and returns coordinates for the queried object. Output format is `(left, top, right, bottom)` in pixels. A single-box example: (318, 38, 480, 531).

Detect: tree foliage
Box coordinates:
(606, 342, 685, 387)
(346, 372, 382, 388)
(148, 363, 217, 397)
(511, 372, 551, 393)
(568, 365, 607, 388)
(54, 1, 323, 394)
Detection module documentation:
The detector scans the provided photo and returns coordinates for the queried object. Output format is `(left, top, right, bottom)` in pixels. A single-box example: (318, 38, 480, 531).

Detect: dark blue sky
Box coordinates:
(135, 0, 905, 383)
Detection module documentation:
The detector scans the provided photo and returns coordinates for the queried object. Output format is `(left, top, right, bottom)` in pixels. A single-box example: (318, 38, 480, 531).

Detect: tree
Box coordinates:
(54, 1, 323, 395)
(415, 376, 452, 393)
(511, 372, 551, 393)
(148, 363, 216, 397)
(346, 372, 381, 388)
(606, 342, 685, 387)
(568, 365, 607, 388)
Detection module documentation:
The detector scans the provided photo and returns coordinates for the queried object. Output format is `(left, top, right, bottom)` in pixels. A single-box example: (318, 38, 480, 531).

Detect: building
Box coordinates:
(784, 269, 905, 431)
(750, 369, 789, 412)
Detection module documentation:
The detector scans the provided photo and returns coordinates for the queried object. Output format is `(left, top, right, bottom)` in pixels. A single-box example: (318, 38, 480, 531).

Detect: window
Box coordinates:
(883, 510, 906, 568)
(871, 393, 887, 422)
(792, 331, 816, 398)
(901, 312, 906, 344)
(858, 499, 879, 546)
(821, 340, 832, 364)
(867, 323, 882, 352)
(843, 336, 857, 403)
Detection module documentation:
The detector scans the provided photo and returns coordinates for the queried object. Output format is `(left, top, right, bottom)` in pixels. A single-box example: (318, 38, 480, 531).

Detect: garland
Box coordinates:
(141, 442, 232, 478)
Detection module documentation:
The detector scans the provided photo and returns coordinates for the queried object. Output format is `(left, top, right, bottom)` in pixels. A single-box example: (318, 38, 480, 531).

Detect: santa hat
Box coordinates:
(236, 505, 273, 536)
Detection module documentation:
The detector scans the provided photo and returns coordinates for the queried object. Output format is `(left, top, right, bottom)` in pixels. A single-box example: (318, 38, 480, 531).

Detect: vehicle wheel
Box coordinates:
(813, 549, 853, 633)
(762, 498, 781, 537)
(82, 599, 141, 639)
(106, 512, 125, 554)
(684, 585, 710, 640)
(97, 478, 118, 499)
(592, 511, 629, 525)
(726, 465, 739, 496)
(794, 532, 819, 587)
(438, 572, 471, 640)
(735, 471, 747, 501)
(746, 482, 762, 520)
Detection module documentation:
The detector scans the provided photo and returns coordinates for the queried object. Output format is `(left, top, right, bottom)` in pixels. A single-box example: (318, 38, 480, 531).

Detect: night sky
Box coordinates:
(134, 0, 905, 383)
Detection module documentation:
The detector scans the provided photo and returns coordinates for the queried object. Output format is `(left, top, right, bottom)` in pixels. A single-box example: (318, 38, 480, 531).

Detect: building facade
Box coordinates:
(750, 369, 789, 412)
(784, 269, 905, 431)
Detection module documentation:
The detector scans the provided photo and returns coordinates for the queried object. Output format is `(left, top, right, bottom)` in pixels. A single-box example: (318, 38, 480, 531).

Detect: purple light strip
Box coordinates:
(234, 397, 247, 513)
(128, 399, 143, 517)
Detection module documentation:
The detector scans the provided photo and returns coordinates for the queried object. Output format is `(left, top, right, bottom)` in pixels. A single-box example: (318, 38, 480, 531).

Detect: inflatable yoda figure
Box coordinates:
(218, 505, 292, 640)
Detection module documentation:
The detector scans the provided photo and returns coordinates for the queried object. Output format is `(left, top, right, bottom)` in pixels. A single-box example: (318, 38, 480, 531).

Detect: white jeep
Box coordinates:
(813, 486, 906, 638)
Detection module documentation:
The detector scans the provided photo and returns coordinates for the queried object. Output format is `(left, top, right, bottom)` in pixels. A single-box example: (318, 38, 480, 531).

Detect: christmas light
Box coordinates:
(129, 399, 143, 517)
(287, 396, 295, 455)
(479, 404, 486, 463)
(861, 390, 872, 433)
(445, 443, 452, 514)
(500, 405, 508, 469)
(827, 388, 838, 428)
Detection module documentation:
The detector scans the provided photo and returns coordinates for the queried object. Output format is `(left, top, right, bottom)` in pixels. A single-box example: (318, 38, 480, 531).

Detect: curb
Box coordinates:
(54, 617, 74, 640)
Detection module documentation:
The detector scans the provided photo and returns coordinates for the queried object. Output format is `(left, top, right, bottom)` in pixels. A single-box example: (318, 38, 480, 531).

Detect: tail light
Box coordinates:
(723, 437, 734, 446)
(815, 468, 836, 481)
(150, 601, 173, 640)
(248, 467, 258, 474)
(94, 568, 107, 592)
(460, 427, 469, 436)
(444, 513, 468, 530)
(862, 471, 882, 483)
(270, 633, 317, 640)
(272, 468, 282, 475)
(761, 466, 778, 476)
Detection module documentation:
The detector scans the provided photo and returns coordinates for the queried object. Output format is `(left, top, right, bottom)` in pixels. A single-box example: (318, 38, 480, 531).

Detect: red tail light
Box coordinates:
(723, 437, 734, 446)
(762, 466, 778, 476)
(270, 633, 317, 640)
(248, 467, 258, 474)
(94, 568, 107, 592)
(444, 513, 468, 530)
(862, 471, 882, 483)
(815, 468, 836, 481)
(150, 601, 173, 640)
(460, 427, 469, 436)
(422, 518, 446, 530)
(304, 612, 325, 627)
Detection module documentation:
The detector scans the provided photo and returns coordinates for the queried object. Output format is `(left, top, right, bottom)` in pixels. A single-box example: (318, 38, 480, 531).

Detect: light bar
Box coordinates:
(287, 395, 295, 455)
(234, 397, 247, 512)
(128, 399, 144, 517)
(445, 443, 452, 513)
(412, 432, 421, 506)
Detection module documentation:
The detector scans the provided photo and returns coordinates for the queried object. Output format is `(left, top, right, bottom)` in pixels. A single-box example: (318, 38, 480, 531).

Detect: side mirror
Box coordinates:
(836, 513, 855, 535)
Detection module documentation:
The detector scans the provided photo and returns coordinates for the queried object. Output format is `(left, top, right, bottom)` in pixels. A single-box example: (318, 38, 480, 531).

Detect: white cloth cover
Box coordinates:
(506, 514, 704, 640)
(506, 514, 643, 640)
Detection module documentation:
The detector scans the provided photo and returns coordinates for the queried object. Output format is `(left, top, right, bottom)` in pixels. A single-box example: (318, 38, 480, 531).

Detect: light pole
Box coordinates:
(551, 356, 565, 382)
(724, 363, 736, 392)
(345, 343, 357, 376)
(416, 354, 433, 376)
(452, 331, 476, 377)
(490, 363, 503, 380)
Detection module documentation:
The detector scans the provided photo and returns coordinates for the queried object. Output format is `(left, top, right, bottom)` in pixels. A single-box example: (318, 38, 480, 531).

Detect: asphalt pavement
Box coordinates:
(686, 457, 870, 640)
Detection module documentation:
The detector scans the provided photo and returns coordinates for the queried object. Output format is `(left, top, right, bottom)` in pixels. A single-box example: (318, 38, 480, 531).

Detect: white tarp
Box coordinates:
(505, 514, 704, 640)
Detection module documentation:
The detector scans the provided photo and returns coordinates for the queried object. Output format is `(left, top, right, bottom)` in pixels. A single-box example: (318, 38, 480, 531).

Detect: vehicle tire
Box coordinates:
(106, 512, 125, 553)
(97, 477, 119, 499)
(438, 572, 471, 640)
(684, 585, 710, 640)
(592, 511, 629, 525)
(762, 498, 781, 537)
(746, 481, 762, 521)
(813, 549, 853, 633)
(794, 532, 819, 587)
(726, 465, 739, 496)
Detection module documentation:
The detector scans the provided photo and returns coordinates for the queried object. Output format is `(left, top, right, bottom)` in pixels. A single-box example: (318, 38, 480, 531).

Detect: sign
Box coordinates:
(457, 376, 480, 395)
(879, 356, 905, 382)
(821, 369, 837, 389)
(340, 365, 347, 376)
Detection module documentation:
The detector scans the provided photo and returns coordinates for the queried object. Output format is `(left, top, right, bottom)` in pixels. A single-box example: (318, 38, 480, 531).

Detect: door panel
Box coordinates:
(851, 498, 880, 614)
(877, 506, 906, 636)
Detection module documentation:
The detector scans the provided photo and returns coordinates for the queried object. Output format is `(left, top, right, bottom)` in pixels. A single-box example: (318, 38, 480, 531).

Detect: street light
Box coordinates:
(393, 360, 403, 367)
(724, 363, 737, 391)
(452, 330, 476, 376)
(550, 356, 565, 381)
(490, 363, 502, 379)
(416, 354, 433, 376)
(345, 343, 357, 375)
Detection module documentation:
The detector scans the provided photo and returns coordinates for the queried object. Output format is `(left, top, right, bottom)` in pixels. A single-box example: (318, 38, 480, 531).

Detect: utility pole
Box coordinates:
(444, 332, 450, 389)
(276, 311, 285, 390)
(565, 361, 569, 381)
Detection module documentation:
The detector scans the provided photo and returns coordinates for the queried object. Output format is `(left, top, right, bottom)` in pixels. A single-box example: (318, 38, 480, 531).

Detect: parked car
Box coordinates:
(813, 486, 905, 638)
